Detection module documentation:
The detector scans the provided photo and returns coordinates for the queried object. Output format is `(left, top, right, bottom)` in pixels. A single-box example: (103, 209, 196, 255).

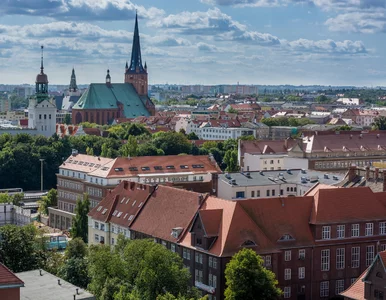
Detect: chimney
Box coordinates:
(198, 194, 204, 206)
(76, 288, 79, 295)
(58, 279, 61, 285)
(73, 295, 76, 300)
(123, 181, 129, 190)
(365, 166, 370, 180)
(375, 168, 380, 181)
(39, 269, 43, 276)
(348, 165, 357, 182)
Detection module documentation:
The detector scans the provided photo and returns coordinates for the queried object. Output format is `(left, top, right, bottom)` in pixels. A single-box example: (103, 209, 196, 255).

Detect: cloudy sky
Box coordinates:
(0, 0, 385, 86)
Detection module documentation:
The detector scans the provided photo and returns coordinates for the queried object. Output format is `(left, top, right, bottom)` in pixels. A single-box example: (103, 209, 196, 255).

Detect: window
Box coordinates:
(366, 223, 373, 236)
(380, 222, 386, 235)
(366, 245, 375, 267)
(195, 269, 203, 283)
(44, 114, 47, 119)
(171, 244, 176, 252)
(381, 244, 386, 251)
(256, 190, 260, 197)
(266, 190, 270, 197)
(284, 287, 291, 299)
(298, 267, 305, 279)
(183, 248, 191, 260)
(322, 226, 331, 240)
(351, 224, 359, 237)
(285, 250, 291, 261)
(251, 191, 255, 197)
(320, 281, 329, 298)
(284, 268, 291, 280)
(280, 189, 284, 195)
(236, 191, 245, 198)
(272, 189, 275, 196)
(94, 234, 99, 242)
(351, 247, 360, 268)
(351, 278, 357, 284)
(265, 255, 271, 266)
(209, 257, 217, 269)
(374, 290, 384, 300)
(336, 248, 345, 269)
(321, 249, 330, 271)
(336, 279, 345, 295)
(270, 160, 274, 164)
(195, 253, 203, 264)
(111, 237, 115, 245)
(299, 249, 305, 260)
(39, 114, 42, 119)
(49, 114, 51, 119)
(94, 221, 99, 229)
(337, 225, 345, 239)
(209, 273, 217, 288)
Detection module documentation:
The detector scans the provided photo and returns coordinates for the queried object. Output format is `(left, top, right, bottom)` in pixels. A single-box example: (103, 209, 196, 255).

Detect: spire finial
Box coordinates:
(40, 45, 44, 73)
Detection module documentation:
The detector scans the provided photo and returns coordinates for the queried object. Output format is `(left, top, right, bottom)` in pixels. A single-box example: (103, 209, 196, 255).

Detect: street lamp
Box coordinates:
(39, 159, 45, 192)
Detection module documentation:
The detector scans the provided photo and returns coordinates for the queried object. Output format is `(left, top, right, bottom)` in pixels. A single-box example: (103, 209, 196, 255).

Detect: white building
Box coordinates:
(243, 153, 308, 172)
(217, 169, 344, 200)
(199, 125, 255, 140)
(337, 98, 362, 106)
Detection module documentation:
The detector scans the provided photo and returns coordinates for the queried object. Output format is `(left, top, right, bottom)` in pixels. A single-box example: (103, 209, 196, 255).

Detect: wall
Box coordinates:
(0, 287, 21, 300)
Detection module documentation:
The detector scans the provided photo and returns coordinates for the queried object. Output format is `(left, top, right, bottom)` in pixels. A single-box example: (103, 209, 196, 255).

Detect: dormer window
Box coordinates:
(279, 234, 295, 241)
(241, 240, 257, 247)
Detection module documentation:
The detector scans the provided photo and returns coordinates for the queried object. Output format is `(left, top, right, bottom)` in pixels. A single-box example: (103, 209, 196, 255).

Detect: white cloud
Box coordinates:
(325, 11, 386, 33)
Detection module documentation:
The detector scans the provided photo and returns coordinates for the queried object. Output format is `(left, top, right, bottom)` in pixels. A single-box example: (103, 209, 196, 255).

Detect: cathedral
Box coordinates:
(28, 46, 57, 137)
(71, 14, 155, 125)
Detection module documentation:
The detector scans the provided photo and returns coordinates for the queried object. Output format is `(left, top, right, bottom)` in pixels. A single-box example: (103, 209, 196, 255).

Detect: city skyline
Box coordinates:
(0, 0, 385, 86)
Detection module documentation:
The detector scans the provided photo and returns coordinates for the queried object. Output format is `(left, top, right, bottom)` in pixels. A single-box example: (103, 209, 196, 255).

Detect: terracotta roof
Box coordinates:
(310, 187, 386, 224)
(89, 155, 221, 178)
(340, 268, 367, 300)
(0, 263, 24, 287)
(131, 186, 208, 243)
(83, 128, 101, 136)
(61, 154, 114, 173)
(304, 183, 340, 196)
(240, 139, 296, 156)
(199, 209, 222, 237)
(88, 181, 154, 225)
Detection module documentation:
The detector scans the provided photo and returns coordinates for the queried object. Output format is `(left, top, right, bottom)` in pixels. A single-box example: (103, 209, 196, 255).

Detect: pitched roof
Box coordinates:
(131, 186, 207, 243)
(88, 181, 154, 226)
(310, 187, 386, 224)
(89, 155, 221, 178)
(199, 209, 222, 237)
(72, 83, 151, 118)
(239, 139, 296, 156)
(0, 263, 24, 287)
(340, 268, 367, 300)
(60, 154, 114, 173)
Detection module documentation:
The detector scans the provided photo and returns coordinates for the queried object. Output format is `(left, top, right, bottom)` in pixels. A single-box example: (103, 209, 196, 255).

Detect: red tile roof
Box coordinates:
(131, 186, 208, 243)
(0, 263, 24, 287)
(310, 187, 386, 224)
(88, 181, 154, 226)
(199, 209, 222, 237)
(240, 139, 296, 156)
(340, 268, 367, 300)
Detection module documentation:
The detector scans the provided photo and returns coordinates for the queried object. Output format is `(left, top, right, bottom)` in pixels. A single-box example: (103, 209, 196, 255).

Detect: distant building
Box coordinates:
(71, 14, 154, 125)
(27, 46, 57, 137)
(59, 68, 81, 114)
(337, 98, 363, 106)
(0, 98, 11, 112)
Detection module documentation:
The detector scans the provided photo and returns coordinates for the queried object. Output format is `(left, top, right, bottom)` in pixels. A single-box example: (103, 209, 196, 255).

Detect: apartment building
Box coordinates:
(50, 151, 221, 230)
(88, 181, 386, 300)
(217, 169, 344, 200)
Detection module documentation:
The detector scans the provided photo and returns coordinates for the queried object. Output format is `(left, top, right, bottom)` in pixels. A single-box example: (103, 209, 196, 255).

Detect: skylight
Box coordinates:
(117, 212, 123, 218)
(192, 164, 204, 168)
(114, 167, 124, 172)
(154, 166, 163, 170)
(128, 215, 134, 221)
(102, 209, 108, 215)
(129, 167, 138, 171)
(166, 165, 175, 169)
(141, 167, 150, 171)
(112, 210, 118, 216)
(180, 165, 189, 169)
(97, 206, 102, 212)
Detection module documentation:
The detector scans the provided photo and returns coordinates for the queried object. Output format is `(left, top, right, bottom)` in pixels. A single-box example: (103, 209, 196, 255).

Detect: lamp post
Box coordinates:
(40, 159, 45, 192)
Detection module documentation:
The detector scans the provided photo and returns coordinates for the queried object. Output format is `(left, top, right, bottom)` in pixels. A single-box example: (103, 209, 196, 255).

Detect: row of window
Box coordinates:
(58, 179, 83, 191)
(58, 201, 75, 213)
(284, 249, 306, 262)
(283, 279, 352, 299)
(322, 222, 386, 240)
(39, 114, 52, 120)
(58, 191, 80, 201)
(315, 160, 373, 169)
(263, 159, 281, 165)
(195, 269, 217, 288)
(320, 245, 376, 271)
(87, 187, 103, 197)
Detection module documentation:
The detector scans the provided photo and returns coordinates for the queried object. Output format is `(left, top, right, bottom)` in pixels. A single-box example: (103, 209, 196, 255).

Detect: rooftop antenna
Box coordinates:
(40, 45, 44, 73)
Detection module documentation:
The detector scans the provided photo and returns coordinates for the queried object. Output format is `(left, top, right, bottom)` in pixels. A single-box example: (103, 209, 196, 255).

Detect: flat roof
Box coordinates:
(16, 270, 95, 300)
(219, 169, 345, 188)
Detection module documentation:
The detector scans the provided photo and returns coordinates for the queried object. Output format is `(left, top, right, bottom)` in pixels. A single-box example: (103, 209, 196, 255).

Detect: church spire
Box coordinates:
(69, 67, 78, 92)
(127, 12, 145, 74)
(40, 45, 44, 74)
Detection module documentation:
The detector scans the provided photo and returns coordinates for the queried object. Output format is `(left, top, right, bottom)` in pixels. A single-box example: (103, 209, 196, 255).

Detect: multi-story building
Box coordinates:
(50, 151, 221, 230)
(198, 126, 255, 140)
(88, 182, 386, 300)
(0, 98, 11, 112)
(217, 169, 344, 200)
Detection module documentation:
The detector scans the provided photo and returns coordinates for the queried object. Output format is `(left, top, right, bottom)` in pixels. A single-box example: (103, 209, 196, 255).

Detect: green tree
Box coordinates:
(58, 257, 89, 289)
(224, 248, 282, 300)
(38, 189, 57, 215)
(101, 143, 109, 157)
(0, 225, 42, 272)
(373, 116, 386, 130)
(121, 136, 138, 157)
(152, 132, 192, 155)
(186, 132, 199, 140)
(64, 114, 71, 125)
(223, 150, 239, 172)
(227, 107, 238, 114)
(11, 193, 24, 206)
(316, 95, 329, 102)
(65, 237, 87, 259)
(71, 193, 90, 243)
(86, 146, 94, 156)
(0, 193, 11, 203)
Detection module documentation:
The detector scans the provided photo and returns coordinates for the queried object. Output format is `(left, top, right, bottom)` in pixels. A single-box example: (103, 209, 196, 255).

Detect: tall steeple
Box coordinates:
(35, 45, 49, 102)
(124, 13, 148, 96)
(128, 13, 145, 74)
(69, 68, 78, 92)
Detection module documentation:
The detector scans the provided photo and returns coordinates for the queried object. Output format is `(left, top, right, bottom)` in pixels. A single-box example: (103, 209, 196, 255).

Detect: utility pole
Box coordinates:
(40, 159, 45, 191)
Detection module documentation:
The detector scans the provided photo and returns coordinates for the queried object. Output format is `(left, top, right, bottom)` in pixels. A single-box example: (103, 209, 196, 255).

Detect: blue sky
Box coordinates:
(0, 0, 385, 86)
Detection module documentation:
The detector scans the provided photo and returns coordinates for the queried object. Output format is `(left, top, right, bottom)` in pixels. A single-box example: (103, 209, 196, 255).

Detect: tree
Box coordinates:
(224, 248, 282, 300)
(64, 114, 71, 125)
(11, 193, 24, 206)
(58, 257, 89, 289)
(223, 150, 239, 172)
(187, 132, 199, 140)
(38, 189, 57, 215)
(152, 132, 192, 155)
(101, 143, 109, 157)
(121, 135, 138, 157)
(316, 95, 328, 103)
(227, 107, 238, 114)
(373, 116, 386, 130)
(86, 146, 94, 156)
(71, 193, 90, 243)
(65, 237, 87, 259)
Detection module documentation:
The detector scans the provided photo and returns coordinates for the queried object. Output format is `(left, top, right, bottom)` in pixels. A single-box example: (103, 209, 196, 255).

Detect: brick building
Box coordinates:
(0, 263, 24, 300)
(88, 181, 386, 300)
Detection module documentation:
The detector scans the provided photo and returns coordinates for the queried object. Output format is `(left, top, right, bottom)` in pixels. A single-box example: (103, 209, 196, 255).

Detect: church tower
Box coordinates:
(124, 13, 148, 96)
(28, 46, 57, 137)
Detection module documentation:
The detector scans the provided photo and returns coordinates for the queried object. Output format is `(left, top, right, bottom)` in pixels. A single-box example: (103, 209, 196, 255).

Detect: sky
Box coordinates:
(0, 0, 385, 86)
